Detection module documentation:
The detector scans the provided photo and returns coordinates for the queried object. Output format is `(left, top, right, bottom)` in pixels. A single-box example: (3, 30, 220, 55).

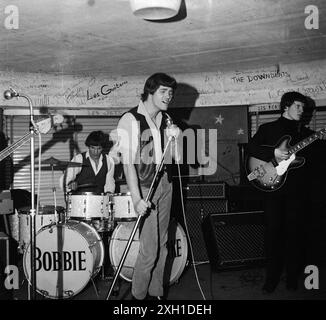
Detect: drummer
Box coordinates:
(60, 130, 116, 194)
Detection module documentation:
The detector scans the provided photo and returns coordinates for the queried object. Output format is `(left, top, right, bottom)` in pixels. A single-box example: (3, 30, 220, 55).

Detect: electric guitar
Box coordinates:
(0, 114, 64, 162)
(246, 127, 326, 192)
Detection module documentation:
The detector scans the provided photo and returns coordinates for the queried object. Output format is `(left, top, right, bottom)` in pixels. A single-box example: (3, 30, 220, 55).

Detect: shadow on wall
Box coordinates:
(169, 82, 200, 179)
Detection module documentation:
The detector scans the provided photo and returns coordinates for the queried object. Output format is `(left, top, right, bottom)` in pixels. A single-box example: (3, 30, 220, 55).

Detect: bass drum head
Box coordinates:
(23, 220, 104, 299)
(109, 220, 188, 285)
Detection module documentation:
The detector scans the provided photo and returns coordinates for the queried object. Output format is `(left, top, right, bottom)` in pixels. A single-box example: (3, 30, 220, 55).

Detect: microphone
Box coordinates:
(4, 88, 19, 100)
(165, 114, 174, 129)
(165, 114, 179, 139)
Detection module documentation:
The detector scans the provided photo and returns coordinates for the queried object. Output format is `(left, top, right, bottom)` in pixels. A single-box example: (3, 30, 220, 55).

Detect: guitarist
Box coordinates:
(247, 91, 326, 294)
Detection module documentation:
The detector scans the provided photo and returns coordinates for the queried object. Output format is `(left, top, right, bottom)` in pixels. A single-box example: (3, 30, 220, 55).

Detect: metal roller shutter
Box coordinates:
(4, 115, 120, 208)
(250, 106, 326, 137)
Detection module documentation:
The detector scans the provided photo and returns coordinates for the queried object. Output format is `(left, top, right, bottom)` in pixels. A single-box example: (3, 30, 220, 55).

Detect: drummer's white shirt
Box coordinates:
(59, 151, 115, 193)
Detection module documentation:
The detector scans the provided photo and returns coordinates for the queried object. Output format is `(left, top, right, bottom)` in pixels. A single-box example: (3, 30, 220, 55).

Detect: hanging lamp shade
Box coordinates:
(130, 0, 182, 20)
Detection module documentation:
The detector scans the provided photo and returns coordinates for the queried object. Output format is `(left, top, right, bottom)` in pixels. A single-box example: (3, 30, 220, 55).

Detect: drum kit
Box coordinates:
(17, 157, 188, 300)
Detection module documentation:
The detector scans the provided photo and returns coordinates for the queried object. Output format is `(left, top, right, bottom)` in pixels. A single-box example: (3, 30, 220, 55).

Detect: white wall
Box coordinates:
(1, 59, 326, 115)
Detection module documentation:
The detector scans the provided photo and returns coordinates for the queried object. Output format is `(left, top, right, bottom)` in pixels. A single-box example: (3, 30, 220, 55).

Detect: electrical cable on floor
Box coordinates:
(174, 141, 207, 300)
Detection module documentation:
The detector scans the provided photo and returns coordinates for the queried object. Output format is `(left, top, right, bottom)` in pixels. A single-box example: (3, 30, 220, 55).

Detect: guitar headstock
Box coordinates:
(36, 114, 64, 134)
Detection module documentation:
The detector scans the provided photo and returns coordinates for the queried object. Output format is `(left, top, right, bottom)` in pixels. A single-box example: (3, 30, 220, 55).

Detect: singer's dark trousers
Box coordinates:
(132, 172, 172, 300)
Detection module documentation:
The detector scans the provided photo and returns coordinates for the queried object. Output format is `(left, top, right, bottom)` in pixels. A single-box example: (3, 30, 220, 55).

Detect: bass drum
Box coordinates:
(109, 220, 188, 285)
(23, 220, 104, 299)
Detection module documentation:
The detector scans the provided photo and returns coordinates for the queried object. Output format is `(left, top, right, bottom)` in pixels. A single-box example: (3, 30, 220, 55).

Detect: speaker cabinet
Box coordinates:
(202, 211, 266, 271)
(182, 182, 228, 199)
(0, 232, 13, 299)
(176, 199, 229, 262)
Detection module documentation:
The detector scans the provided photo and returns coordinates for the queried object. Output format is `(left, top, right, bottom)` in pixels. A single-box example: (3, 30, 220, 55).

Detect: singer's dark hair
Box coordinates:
(141, 73, 177, 102)
(85, 131, 105, 147)
(280, 91, 307, 113)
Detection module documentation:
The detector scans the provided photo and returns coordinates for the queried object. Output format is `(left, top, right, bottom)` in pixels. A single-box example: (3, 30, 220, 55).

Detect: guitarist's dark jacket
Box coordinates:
(247, 116, 325, 195)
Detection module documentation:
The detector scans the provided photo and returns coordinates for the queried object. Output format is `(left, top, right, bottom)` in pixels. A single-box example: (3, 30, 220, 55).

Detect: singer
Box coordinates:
(115, 73, 180, 300)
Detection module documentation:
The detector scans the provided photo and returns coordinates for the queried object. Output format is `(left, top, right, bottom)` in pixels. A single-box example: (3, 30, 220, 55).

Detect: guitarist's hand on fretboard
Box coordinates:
(274, 148, 289, 160)
(319, 131, 326, 140)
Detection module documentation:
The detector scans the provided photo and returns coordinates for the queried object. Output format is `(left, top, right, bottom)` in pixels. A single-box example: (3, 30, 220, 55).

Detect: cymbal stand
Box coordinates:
(105, 136, 173, 300)
(50, 163, 59, 223)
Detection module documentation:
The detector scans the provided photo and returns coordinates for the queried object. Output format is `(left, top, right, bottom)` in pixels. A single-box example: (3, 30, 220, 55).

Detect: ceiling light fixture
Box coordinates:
(130, 0, 182, 20)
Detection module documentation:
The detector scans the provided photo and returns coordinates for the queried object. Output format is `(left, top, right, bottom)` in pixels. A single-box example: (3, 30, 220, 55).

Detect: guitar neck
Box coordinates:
(0, 133, 31, 162)
(288, 129, 324, 155)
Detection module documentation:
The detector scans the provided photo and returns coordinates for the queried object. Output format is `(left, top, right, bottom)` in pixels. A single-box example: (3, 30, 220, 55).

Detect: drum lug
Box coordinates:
(83, 199, 87, 214)
(64, 290, 74, 297)
(89, 241, 98, 249)
(40, 290, 50, 297)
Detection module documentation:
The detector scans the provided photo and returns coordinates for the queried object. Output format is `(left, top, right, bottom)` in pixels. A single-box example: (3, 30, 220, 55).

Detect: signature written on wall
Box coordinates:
(87, 81, 128, 101)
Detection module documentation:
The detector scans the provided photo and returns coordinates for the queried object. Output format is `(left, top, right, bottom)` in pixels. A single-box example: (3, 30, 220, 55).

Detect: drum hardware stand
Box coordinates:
(105, 136, 174, 300)
(49, 163, 59, 223)
(89, 277, 100, 299)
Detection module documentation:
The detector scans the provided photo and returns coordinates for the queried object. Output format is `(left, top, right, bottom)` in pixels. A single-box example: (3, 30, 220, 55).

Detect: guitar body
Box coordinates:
(246, 135, 305, 192)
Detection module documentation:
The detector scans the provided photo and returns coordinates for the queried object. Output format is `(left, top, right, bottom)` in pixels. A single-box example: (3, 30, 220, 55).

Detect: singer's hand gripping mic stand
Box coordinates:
(4, 89, 38, 300)
(105, 134, 174, 300)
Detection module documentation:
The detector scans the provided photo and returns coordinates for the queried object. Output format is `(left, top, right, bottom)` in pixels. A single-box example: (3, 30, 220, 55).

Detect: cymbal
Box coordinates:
(41, 157, 86, 167)
(41, 157, 61, 165)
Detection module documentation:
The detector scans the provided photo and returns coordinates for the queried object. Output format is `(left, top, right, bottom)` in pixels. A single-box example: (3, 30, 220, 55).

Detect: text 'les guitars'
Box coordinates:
(246, 127, 326, 192)
(0, 114, 64, 163)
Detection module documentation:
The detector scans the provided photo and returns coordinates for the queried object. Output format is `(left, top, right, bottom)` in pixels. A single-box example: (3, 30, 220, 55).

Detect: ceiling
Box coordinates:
(1, 0, 326, 77)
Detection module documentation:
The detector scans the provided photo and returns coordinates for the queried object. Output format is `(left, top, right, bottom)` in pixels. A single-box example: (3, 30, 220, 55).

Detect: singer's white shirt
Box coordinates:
(115, 101, 163, 165)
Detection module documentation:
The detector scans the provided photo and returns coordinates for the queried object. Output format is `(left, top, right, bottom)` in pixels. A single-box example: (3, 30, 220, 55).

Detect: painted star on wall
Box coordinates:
(237, 128, 244, 135)
(215, 114, 224, 125)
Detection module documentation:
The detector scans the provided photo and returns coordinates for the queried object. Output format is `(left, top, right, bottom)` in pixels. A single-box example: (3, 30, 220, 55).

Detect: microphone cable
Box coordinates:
(36, 130, 41, 217)
(174, 138, 207, 300)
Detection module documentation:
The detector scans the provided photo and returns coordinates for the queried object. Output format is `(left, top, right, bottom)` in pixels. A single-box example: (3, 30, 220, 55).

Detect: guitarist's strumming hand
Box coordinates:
(274, 148, 289, 160)
(319, 131, 326, 140)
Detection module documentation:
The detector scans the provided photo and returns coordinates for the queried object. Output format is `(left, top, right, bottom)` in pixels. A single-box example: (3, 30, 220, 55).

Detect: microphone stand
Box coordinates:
(19, 93, 38, 300)
(105, 136, 174, 300)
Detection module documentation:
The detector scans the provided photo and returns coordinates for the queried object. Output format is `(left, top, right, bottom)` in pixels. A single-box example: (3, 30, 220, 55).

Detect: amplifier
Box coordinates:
(0, 232, 12, 299)
(202, 211, 266, 271)
(175, 199, 229, 263)
(182, 182, 227, 199)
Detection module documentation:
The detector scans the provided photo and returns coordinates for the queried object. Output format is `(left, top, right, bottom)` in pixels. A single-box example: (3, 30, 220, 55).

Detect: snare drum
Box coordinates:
(18, 205, 64, 253)
(111, 193, 137, 221)
(109, 220, 188, 285)
(67, 192, 111, 220)
(23, 220, 104, 299)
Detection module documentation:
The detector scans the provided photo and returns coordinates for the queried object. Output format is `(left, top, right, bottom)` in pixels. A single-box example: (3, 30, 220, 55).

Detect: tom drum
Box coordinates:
(111, 193, 137, 221)
(18, 205, 64, 253)
(67, 192, 111, 220)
